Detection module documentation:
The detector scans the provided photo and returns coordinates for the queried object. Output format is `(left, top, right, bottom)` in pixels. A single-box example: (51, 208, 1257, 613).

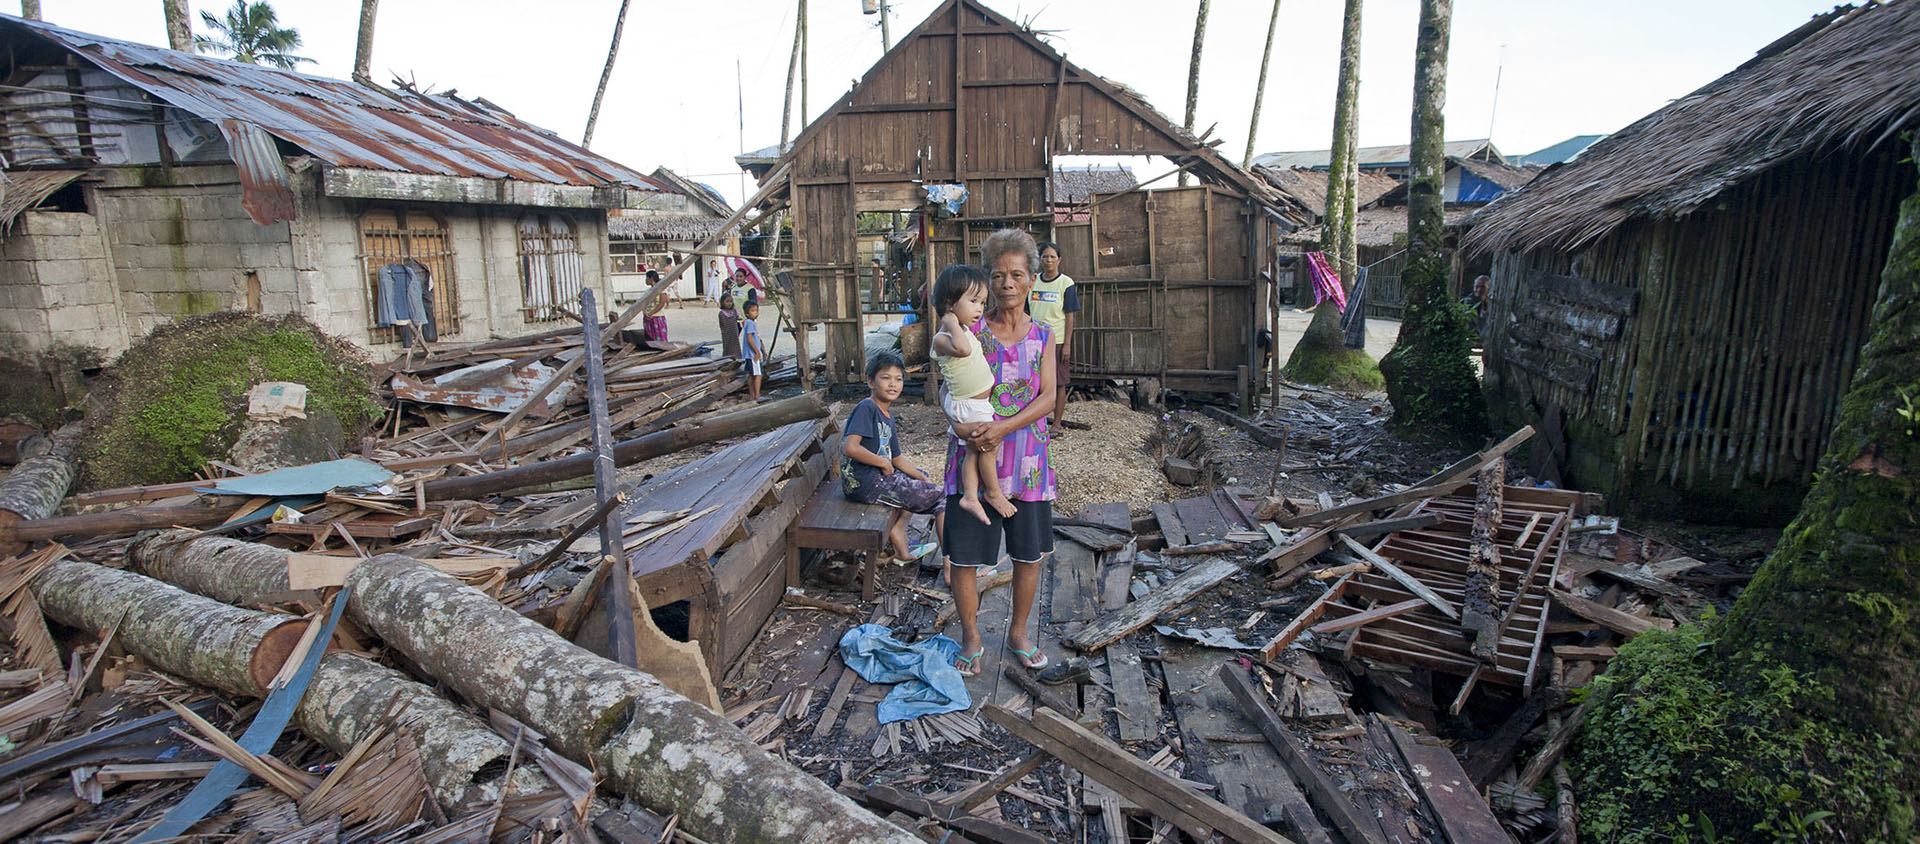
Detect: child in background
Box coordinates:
(840, 351, 944, 564)
(742, 299, 765, 401)
(930, 264, 1016, 525)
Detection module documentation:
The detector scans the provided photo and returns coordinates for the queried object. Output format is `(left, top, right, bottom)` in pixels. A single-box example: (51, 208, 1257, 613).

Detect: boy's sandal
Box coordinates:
(953, 650, 984, 677)
(1008, 644, 1049, 670)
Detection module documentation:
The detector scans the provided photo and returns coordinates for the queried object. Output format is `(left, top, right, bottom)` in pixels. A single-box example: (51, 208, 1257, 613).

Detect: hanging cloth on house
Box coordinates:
(376, 262, 438, 346)
(1306, 251, 1348, 312)
(1341, 265, 1369, 349)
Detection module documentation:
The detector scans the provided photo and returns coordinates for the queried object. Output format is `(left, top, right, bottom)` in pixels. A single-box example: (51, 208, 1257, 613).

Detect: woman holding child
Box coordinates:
(940, 228, 1058, 676)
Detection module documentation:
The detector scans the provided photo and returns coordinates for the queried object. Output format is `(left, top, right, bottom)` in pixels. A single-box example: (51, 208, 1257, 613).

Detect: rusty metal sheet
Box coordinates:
(390, 361, 576, 417)
(216, 119, 296, 225)
(8, 17, 667, 193)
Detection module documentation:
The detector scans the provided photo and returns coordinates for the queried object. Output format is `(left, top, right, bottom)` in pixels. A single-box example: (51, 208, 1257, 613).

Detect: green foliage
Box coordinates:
(83, 314, 378, 489)
(1573, 623, 1912, 843)
(1378, 255, 1486, 444)
(194, 0, 312, 69)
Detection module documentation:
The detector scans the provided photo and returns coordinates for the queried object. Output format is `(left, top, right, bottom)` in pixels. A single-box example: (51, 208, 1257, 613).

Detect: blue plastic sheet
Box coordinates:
(195, 458, 392, 498)
(837, 623, 971, 724)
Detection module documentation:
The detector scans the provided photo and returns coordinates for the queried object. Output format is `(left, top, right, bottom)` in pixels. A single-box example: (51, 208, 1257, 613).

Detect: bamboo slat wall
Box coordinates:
(1485, 146, 1905, 506)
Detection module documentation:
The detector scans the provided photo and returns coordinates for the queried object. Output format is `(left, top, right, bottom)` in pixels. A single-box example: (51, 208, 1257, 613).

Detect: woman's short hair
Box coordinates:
(981, 228, 1039, 275)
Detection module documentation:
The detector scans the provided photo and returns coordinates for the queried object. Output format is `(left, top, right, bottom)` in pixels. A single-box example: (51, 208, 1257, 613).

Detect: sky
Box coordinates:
(37, 0, 1844, 207)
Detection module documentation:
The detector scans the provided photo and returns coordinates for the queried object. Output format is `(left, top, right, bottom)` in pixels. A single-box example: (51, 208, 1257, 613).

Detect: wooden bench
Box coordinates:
(787, 438, 894, 600)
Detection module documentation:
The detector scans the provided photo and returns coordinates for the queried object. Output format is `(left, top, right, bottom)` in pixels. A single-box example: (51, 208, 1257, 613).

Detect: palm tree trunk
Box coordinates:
(20, 1, 40, 21)
(781, 0, 806, 147)
(352, 0, 379, 86)
(1180, 0, 1210, 187)
(1377, 0, 1484, 440)
(1282, 0, 1379, 391)
(163, 0, 193, 52)
(1243, 0, 1283, 169)
(581, 0, 633, 148)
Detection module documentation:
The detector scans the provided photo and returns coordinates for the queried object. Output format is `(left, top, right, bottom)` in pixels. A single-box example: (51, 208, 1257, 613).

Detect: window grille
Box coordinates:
(519, 214, 584, 322)
(359, 208, 458, 341)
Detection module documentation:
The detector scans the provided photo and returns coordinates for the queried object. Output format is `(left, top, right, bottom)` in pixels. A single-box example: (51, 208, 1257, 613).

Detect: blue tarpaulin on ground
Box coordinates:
(194, 458, 392, 498)
(838, 623, 971, 723)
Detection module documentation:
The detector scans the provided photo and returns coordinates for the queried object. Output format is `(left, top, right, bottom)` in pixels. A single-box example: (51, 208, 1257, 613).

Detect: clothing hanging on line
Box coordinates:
(1306, 251, 1348, 312)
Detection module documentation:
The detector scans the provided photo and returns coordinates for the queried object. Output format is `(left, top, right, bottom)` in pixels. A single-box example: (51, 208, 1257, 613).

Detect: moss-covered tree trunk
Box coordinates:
(1283, 0, 1382, 391)
(1572, 136, 1920, 841)
(344, 554, 920, 844)
(1377, 0, 1485, 441)
(1713, 132, 1920, 793)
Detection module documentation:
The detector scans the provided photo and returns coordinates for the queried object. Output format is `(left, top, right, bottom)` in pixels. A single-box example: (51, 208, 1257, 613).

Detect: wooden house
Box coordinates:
(741, 0, 1282, 395)
(1462, 2, 1918, 521)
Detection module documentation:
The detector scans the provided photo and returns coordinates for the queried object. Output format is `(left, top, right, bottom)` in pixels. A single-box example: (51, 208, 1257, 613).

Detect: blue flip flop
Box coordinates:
(953, 650, 984, 677)
(1008, 644, 1049, 670)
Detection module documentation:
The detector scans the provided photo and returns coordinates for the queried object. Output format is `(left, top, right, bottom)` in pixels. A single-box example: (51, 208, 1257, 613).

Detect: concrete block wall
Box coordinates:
(94, 165, 296, 345)
(0, 208, 127, 357)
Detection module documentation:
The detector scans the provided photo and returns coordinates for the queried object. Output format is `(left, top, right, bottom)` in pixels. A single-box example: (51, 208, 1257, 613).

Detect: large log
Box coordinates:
(0, 442, 77, 554)
(5, 503, 228, 548)
(424, 393, 827, 501)
(31, 559, 302, 697)
(342, 553, 918, 844)
(30, 559, 549, 807)
(1462, 460, 1505, 664)
(128, 530, 291, 604)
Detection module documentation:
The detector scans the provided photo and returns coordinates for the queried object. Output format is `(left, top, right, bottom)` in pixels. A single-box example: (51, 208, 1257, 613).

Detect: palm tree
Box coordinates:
(193, 0, 313, 69)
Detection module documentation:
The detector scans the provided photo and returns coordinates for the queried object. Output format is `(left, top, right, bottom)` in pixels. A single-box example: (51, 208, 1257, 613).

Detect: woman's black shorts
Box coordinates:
(942, 495, 1054, 566)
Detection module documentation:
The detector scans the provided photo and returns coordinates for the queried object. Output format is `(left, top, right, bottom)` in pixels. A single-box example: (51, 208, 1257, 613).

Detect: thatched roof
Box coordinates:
(1050, 165, 1137, 205)
(1252, 166, 1400, 218)
(608, 213, 729, 242)
(1465, 2, 1920, 255)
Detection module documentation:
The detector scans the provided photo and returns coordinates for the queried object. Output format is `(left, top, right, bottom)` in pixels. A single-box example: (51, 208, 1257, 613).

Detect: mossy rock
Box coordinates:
(81, 314, 381, 490)
(1572, 623, 1912, 843)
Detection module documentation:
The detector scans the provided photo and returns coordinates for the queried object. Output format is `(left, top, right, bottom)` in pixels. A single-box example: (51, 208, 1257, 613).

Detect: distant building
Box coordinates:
(1048, 164, 1136, 222)
(607, 168, 736, 303)
(0, 15, 672, 359)
(1251, 139, 1505, 181)
(1512, 134, 1605, 167)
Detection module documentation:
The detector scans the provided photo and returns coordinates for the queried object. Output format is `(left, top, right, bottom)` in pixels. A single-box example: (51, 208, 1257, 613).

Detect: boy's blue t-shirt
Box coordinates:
(839, 398, 899, 498)
(742, 317, 760, 360)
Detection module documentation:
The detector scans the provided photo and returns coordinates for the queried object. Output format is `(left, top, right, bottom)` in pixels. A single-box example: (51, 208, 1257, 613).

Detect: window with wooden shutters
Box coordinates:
(360, 208, 459, 341)
(519, 214, 583, 322)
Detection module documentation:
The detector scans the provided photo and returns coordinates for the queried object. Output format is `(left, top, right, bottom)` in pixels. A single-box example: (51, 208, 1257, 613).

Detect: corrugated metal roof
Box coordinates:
(1253, 139, 1501, 170)
(6, 16, 663, 194)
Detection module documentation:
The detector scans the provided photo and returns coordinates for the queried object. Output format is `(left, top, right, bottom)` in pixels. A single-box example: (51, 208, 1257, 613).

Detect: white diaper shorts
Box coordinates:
(942, 392, 995, 433)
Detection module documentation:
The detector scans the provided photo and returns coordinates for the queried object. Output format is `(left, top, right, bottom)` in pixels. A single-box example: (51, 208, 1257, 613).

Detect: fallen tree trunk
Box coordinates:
(1462, 458, 1505, 664)
(0, 443, 76, 555)
(128, 529, 292, 604)
(31, 559, 303, 697)
(425, 393, 827, 501)
(343, 553, 918, 844)
(4, 503, 228, 549)
(30, 559, 548, 807)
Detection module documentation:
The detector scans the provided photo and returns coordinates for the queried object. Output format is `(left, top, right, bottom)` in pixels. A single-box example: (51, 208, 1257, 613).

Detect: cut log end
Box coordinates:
(247, 619, 311, 696)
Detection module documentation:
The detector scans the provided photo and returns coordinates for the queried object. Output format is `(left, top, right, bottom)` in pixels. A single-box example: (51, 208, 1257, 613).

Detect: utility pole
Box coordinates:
(879, 0, 892, 51)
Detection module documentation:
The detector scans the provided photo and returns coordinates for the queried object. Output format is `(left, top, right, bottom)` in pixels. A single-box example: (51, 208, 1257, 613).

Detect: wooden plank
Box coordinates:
(1277, 427, 1535, 528)
(1218, 664, 1389, 844)
(1332, 513, 1445, 542)
(1307, 598, 1425, 636)
(1150, 501, 1189, 547)
(1172, 495, 1230, 544)
(1159, 641, 1330, 844)
(1065, 557, 1240, 652)
(1257, 515, 1365, 573)
(1105, 639, 1159, 743)
(1548, 588, 1673, 638)
(1049, 540, 1100, 623)
(1259, 575, 1351, 660)
(864, 784, 1052, 844)
(983, 704, 1298, 844)
(1385, 721, 1514, 844)
(1337, 534, 1459, 620)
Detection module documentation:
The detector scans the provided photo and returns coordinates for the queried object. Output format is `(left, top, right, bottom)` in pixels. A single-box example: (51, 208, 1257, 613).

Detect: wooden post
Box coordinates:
(1462, 458, 1505, 664)
(581, 288, 638, 669)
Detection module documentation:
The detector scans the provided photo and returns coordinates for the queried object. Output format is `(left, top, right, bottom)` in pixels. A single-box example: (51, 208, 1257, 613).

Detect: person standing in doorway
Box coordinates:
(1030, 241, 1080, 429)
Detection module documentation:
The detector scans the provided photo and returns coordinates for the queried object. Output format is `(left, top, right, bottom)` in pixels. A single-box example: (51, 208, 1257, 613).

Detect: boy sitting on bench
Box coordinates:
(841, 351, 945, 563)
